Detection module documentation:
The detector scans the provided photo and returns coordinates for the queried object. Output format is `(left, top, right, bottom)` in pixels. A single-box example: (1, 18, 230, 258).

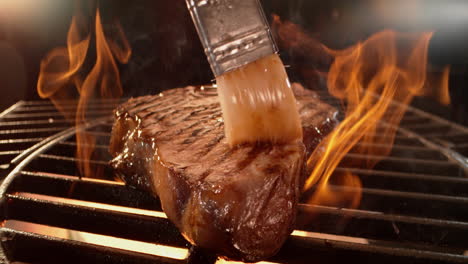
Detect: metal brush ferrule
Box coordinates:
(186, 0, 278, 77)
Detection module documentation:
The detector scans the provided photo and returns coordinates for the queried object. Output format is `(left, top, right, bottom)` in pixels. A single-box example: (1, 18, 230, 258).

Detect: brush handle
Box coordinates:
(186, 0, 278, 77)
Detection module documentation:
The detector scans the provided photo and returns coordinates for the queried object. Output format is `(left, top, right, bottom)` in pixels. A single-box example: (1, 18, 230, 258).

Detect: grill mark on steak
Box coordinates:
(213, 146, 240, 165)
(182, 137, 196, 145)
(181, 108, 208, 121)
(236, 143, 273, 173)
(199, 169, 213, 181)
(190, 128, 213, 140)
(173, 120, 208, 136)
(110, 85, 339, 262)
(130, 98, 167, 114)
(190, 128, 205, 137)
(263, 164, 283, 175)
(182, 105, 219, 121)
(196, 133, 225, 157)
(140, 101, 189, 118)
(184, 126, 218, 146)
(151, 109, 180, 122)
(127, 97, 154, 110)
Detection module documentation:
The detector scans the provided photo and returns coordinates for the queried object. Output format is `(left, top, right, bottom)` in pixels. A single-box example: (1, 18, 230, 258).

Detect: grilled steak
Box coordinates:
(110, 84, 338, 261)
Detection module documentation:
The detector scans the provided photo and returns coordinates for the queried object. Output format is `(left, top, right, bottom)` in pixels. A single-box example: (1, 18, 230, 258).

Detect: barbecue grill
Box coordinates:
(0, 88, 467, 264)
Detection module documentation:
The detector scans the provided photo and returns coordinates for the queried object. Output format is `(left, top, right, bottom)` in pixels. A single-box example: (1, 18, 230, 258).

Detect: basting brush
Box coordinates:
(186, 0, 302, 146)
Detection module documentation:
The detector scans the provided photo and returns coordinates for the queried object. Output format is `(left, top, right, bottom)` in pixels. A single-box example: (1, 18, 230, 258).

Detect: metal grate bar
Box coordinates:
(58, 141, 110, 150)
(37, 154, 109, 166)
(403, 123, 451, 130)
(0, 127, 69, 134)
(399, 116, 432, 125)
(405, 105, 468, 135)
(297, 205, 468, 249)
(21, 98, 122, 107)
(299, 204, 468, 230)
(0, 151, 23, 156)
(344, 152, 456, 164)
(323, 184, 468, 204)
(1, 111, 113, 119)
(0, 138, 45, 144)
(337, 167, 468, 197)
(15, 105, 118, 113)
(0, 130, 66, 142)
(431, 134, 468, 145)
(0, 102, 23, 119)
(1, 227, 184, 264)
(5, 194, 187, 248)
(0, 119, 71, 127)
(337, 167, 468, 183)
(355, 141, 444, 152)
(276, 230, 468, 264)
(302, 185, 468, 222)
(23, 158, 111, 177)
(342, 154, 464, 176)
(12, 171, 161, 210)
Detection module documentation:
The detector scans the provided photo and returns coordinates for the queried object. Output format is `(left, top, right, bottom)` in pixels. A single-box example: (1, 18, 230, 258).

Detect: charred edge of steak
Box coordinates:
(109, 85, 339, 261)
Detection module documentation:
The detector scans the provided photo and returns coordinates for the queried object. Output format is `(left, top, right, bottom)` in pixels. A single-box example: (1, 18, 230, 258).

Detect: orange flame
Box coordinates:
(438, 65, 451, 105)
(305, 30, 433, 206)
(37, 5, 131, 177)
(37, 12, 90, 121)
(424, 65, 451, 106)
(273, 16, 439, 208)
(307, 170, 362, 209)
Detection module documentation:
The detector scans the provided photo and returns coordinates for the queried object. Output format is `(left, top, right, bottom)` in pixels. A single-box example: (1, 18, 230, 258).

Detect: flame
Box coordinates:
(438, 65, 451, 105)
(307, 171, 362, 209)
(37, 13, 90, 120)
(37, 4, 130, 178)
(424, 65, 451, 105)
(305, 30, 432, 206)
(273, 16, 438, 209)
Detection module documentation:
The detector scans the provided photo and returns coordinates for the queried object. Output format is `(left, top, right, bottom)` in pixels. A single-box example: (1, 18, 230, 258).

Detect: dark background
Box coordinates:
(0, 0, 467, 125)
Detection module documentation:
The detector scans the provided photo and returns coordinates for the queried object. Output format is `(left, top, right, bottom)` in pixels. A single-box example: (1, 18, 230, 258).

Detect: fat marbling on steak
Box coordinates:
(109, 84, 338, 261)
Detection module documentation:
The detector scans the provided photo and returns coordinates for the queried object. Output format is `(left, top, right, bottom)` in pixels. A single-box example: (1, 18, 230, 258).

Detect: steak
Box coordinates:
(109, 84, 338, 261)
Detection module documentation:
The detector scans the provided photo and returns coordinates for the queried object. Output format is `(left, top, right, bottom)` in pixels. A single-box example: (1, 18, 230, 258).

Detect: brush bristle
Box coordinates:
(216, 54, 303, 146)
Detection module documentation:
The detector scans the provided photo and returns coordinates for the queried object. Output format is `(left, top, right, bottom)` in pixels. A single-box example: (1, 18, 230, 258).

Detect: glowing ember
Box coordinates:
(216, 54, 303, 146)
(37, 5, 131, 177)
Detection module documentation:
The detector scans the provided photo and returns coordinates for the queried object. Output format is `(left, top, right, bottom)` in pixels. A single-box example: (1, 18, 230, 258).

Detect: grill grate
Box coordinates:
(0, 92, 467, 264)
